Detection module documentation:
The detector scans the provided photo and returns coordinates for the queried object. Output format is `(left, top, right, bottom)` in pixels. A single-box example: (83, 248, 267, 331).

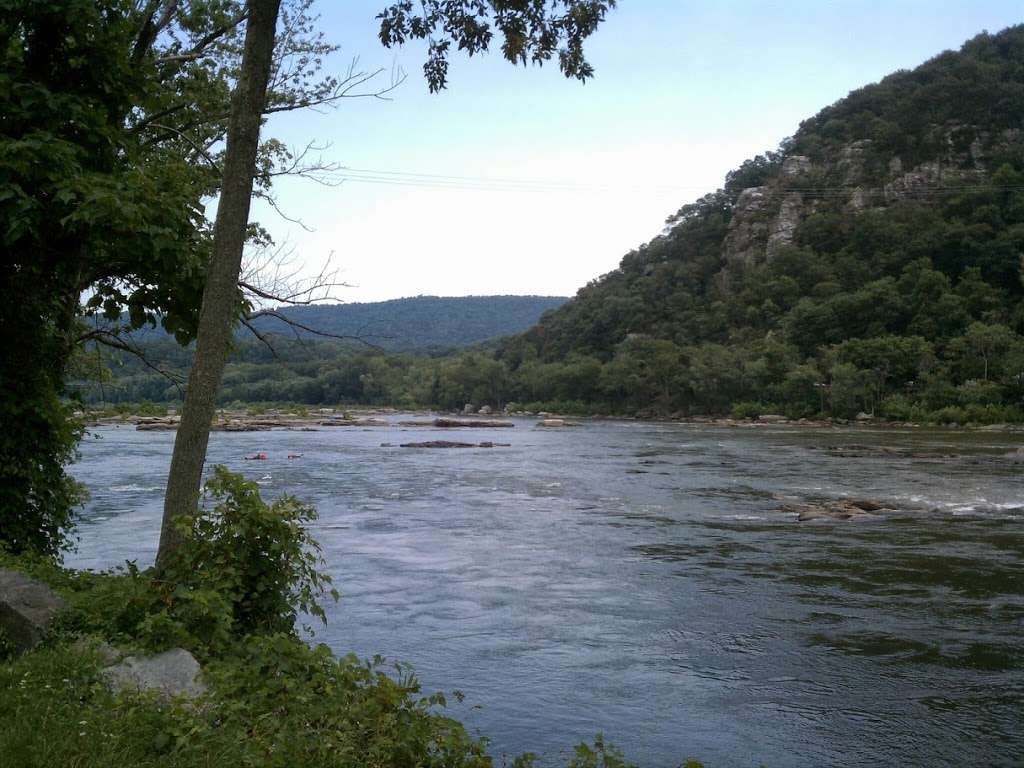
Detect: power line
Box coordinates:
(332, 165, 1024, 198)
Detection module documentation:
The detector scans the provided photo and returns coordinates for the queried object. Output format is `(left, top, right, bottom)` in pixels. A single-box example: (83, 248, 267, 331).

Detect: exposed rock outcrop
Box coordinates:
(722, 186, 772, 268)
(765, 192, 804, 258)
(780, 155, 812, 178)
(718, 121, 1011, 279)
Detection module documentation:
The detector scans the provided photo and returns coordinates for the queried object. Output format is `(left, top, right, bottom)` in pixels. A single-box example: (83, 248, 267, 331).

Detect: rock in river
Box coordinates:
(778, 498, 891, 522)
(433, 418, 514, 428)
(399, 440, 510, 448)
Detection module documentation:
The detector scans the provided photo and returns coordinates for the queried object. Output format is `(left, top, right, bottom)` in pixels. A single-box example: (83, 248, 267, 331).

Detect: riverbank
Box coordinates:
(0, 554, 496, 768)
(3, 513, 692, 767)
(79, 405, 1024, 433)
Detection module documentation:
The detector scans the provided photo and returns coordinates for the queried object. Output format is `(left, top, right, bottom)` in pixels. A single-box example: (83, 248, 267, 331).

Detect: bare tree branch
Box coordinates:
(262, 62, 406, 114)
(240, 246, 350, 307)
(255, 190, 315, 231)
(240, 316, 280, 357)
(266, 140, 341, 184)
(78, 327, 186, 397)
(146, 122, 222, 171)
(243, 309, 384, 351)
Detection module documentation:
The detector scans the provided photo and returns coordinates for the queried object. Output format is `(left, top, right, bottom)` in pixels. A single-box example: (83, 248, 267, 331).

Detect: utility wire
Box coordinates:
(335, 165, 1024, 198)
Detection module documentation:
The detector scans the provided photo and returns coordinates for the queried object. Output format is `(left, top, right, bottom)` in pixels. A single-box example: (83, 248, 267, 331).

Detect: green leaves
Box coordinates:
(147, 465, 337, 654)
(377, 0, 616, 92)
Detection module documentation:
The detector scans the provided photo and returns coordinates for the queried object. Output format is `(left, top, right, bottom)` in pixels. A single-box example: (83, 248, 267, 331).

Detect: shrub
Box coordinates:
(151, 466, 338, 653)
(0, 396, 85, 557)
(731, 401, 767, 419)
(929, 405, 968, 424)
(879, 394, 913, 421)
(51, 467, 337, 657)
(0, 636, 494, 768)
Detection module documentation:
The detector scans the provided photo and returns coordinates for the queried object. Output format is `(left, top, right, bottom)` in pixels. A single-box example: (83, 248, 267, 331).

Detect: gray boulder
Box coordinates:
(102, 648, 207, 699)
(0, 568, 65, 652)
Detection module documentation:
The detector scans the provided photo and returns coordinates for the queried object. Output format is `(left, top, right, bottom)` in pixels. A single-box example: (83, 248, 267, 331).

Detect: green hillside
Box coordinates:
(243, 295, 568, 351)
(491, 26, 1024, 421)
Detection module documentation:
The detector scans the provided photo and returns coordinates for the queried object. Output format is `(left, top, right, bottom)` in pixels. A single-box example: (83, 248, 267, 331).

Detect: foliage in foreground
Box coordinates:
(0, 468, 700, 767)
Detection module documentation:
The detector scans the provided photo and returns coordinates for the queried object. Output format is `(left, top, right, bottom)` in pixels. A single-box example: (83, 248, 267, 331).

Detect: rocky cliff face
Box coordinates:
(717, 123, 1019, 278)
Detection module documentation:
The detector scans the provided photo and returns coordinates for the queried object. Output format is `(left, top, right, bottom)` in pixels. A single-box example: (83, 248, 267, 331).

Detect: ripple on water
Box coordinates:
(66, 421, 1024, 768)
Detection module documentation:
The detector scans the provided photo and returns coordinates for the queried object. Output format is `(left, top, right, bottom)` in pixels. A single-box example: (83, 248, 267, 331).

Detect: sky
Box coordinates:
(254, 1, 1024, 303)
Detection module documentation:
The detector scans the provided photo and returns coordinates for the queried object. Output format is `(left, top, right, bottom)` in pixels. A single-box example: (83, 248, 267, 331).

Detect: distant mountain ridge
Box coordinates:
(122, 295, 568, 352)
(246, 295, 568, 351)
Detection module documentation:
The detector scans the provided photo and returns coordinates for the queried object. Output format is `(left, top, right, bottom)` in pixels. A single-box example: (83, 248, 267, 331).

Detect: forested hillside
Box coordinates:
(491, 26, 1024, 421)
(244, 295, 568, 351)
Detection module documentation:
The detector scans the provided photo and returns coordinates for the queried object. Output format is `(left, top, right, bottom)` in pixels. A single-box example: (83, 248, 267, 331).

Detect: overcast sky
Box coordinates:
(254, 1, 1023, 303)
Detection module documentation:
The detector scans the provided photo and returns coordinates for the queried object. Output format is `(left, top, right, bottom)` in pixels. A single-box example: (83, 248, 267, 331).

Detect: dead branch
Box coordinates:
(240, 245, 350, 308)
(78, 326, 186, 398)
(255, 190, 315, 231)
(243, 308, 384, 351)
(147, 122, 222, 171)
(240, 316, 281, 358)
(263, 61, 406, 115)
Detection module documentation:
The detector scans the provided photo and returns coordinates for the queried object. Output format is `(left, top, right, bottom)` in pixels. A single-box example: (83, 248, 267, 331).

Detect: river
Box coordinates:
(66, 418, 1024, 767)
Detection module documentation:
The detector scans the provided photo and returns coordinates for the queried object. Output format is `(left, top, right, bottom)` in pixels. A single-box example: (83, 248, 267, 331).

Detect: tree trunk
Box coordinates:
(156, 0, 282, 569)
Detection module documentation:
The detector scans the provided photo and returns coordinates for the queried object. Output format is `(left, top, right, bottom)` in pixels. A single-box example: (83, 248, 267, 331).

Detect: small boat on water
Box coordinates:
(244, 452, 268, 460)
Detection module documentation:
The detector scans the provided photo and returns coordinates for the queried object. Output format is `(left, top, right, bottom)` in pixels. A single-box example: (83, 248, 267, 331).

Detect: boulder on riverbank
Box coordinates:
(0, 569, 65, 653)
(102, 648, 206, 700)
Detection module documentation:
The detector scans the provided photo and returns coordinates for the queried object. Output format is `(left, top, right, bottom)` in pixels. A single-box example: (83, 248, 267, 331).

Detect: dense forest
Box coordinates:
(89, 27, 1024, 423)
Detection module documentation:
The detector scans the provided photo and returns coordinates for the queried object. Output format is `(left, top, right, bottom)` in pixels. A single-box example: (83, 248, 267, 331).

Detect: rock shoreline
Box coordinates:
(79, 408, 1024, 433)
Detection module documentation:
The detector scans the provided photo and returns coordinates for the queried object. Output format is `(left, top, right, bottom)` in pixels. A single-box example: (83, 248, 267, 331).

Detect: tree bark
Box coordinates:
(157, 0, 282, 569)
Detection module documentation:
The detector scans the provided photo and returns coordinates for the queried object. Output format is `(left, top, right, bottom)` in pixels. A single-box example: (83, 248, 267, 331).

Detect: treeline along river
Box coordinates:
(66, 418, 1023, 767)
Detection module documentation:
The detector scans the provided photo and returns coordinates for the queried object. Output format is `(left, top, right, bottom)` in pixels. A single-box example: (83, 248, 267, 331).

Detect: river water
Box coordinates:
(66, 418, 1023, 767)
